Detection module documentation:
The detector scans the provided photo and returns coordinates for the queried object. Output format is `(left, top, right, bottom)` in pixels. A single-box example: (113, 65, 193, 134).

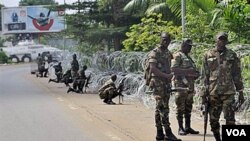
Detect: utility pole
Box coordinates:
(181, 0, 186, 38)
(63, 0, 66, 58)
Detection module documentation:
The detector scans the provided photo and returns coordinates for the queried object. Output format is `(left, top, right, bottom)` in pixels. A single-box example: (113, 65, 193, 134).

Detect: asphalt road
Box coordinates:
(0, 64, 93, 141)
(0, 63, 215, 141)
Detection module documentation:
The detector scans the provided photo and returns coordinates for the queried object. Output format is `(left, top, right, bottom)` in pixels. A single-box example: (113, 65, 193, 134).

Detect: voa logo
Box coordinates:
(226, 129, 246, 136)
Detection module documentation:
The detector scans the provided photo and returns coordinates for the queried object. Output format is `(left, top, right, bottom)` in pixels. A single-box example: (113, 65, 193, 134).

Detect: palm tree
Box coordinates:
(123, 0, 182, 25)
(123, 0, 219, 25)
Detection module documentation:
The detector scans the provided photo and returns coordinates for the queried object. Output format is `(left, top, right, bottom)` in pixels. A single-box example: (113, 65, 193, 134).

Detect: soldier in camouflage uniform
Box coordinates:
(62, 69, 73, 87)
(202, 32, 245, 141)
(36, 53, 43, 76)
(49, 62, 63, 83)
(148, 32, 181, 141)
(98, 74, 118, 105)
(171, 39, 200, 136)
(70, 54, 79, 89)
(67, 65, 88, 94)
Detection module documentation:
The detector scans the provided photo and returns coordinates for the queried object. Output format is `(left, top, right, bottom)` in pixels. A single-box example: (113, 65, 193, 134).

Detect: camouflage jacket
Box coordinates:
(37, 56, 43, 66)
(148, 45, 173, 82)
(71, 59, 79, 72)
(79, 69, 87, 79)
(203, 48, 243, 95)
(98, 79, 116, 93)
(171, 51, 197, 91)
(54, 64, 62, 73)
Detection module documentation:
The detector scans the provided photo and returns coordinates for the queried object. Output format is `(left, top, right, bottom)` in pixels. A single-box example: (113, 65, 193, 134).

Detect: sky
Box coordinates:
(1, 0, 76, 7)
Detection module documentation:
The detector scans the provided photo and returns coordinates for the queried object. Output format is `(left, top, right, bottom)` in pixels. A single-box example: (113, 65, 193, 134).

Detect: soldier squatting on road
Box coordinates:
(49, 62, 63, 83)
(67, 65, 91, 94)
(98, 74, 124, 105)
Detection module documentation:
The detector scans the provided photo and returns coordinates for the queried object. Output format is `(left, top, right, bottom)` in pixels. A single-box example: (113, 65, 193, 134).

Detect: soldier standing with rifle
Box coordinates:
(147, 32, 181, 141)
(71, 54, 79, 89)
(171, 39, 200, 136)
(201, 32, 245, 141)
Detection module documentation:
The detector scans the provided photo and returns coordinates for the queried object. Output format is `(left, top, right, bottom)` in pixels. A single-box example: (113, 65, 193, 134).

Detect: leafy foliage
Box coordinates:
(0, 51, 9, 64)
(221, 0, 250, 43)
(185, 10, 215, 43)
(124, 0, 181, 25)
(123, 13, 181, 52)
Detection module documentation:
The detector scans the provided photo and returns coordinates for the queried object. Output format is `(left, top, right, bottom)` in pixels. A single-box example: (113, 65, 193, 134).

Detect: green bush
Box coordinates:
(123, 13, 181, 52)
(0, 51, 9, 64)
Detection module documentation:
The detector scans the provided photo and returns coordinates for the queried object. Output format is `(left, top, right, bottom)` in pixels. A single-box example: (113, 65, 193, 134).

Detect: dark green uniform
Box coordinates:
(148, 45, 173, 132)
(203, 48, 244, 134)
(171, 51, 199, 134)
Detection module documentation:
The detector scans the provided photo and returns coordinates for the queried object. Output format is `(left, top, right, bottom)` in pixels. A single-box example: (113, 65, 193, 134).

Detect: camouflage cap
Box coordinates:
(216, 32, 228, 40)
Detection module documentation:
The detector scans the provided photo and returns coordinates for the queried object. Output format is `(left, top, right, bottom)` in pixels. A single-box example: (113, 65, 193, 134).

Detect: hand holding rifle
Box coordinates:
(116, 78, 127, 104)
(171, 68, 200, 79)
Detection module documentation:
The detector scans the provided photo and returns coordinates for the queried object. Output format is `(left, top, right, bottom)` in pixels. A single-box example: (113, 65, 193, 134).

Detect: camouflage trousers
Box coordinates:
(209, 94, 236, 134)
(99, 87, 117, 100)
(175, 91, 194, 122)
(149, 78, 171, 131)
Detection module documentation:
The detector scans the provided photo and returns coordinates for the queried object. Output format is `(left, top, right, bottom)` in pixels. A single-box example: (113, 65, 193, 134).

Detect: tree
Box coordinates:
(209, 0, 250, 43)
(63, 0, 140, 52)
(96, 0, 140, 51)
(123, 13, 181, 52)
(123, 0, 181, 25)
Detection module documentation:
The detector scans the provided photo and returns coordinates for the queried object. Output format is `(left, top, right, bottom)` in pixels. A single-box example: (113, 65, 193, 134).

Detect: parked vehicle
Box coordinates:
(0, 40, 62, 63)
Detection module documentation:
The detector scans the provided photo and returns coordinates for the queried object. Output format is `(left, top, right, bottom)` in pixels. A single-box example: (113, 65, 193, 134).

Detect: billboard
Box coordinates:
(1, 6, 65, 34)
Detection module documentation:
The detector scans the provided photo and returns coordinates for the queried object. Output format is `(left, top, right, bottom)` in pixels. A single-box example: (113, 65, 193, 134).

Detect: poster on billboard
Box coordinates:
(1, 6, 65, 34)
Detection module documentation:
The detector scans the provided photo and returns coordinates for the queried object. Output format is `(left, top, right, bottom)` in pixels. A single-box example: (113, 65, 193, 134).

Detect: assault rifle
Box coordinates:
(202, 88, 210, 141)
(145, 87, 189, 95)
(171, 68, 200, 79)
(233, 92, 245, 112)
(116, 78, 126, 104)
(167, 87, 189, 93)
(83, 74, 92, 93)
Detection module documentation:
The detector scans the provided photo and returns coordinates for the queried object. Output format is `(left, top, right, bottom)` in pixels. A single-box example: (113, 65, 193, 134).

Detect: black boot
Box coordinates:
(178, 128, 187, 136)
(156, 129, 165, 140)
(108, 99, 116, 105)
(67, 88, 73, 93)
(165, 128, 182, 141)
(185, 115, 199, 134)
(178, 120, 187, 135)
(213, 132, 221, 141)
(103, 98, 109, 104)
